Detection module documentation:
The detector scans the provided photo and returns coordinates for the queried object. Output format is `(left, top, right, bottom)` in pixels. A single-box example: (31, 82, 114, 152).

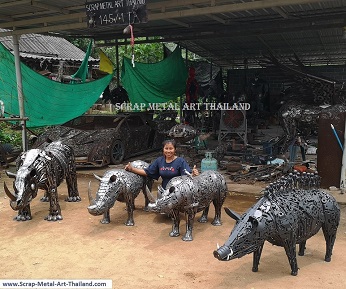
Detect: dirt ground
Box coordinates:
(1, 170, 346, 289)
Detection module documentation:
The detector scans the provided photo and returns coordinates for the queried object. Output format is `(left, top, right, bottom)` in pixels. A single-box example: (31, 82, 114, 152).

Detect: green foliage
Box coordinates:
(0, 122, 22, 146)
(100, 41, 165, 67)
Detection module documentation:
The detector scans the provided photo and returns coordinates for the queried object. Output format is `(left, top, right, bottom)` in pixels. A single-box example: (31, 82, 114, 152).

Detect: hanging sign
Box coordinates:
(85, 0, 147, 28)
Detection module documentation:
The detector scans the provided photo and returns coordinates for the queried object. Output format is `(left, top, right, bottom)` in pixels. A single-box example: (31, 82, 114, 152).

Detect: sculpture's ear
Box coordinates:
(224, 207, 241, 221)
(110, 175, 117, 182)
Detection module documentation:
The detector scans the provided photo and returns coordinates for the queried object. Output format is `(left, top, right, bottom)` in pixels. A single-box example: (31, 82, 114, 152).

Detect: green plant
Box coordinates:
(0, 122, 22, 146)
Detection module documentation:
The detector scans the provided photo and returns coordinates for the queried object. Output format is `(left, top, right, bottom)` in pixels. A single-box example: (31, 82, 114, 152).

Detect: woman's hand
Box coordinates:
(192, 165, 199, 176)
(125, 162, 132, 172)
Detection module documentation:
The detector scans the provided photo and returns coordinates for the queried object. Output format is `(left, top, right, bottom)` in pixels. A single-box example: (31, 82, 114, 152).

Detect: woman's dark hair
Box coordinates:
(162, 139, 177, 149)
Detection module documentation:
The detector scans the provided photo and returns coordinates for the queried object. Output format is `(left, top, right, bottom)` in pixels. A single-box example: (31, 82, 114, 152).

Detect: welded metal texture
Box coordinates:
(87, 160, 153, 226)
(279, 103, 346, 155)
(32, 111, 177, 167)
(168, 124, 197, 143)
(3, 141, 80, 221)
(214, 171, 340, 276)
(266, 54, 346, 155)
(147, 170, 228, 241)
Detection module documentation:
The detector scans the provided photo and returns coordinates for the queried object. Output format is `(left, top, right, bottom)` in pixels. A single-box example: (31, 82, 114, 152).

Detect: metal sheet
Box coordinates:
(317, 105, 346, 189)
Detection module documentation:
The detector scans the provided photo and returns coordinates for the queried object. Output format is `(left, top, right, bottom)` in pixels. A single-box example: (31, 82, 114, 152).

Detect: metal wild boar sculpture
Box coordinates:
(87, 160, 153, 225)
(147, 170, 228, 241)
(4, 141, 80, 221)
(213, 172, 340, 276)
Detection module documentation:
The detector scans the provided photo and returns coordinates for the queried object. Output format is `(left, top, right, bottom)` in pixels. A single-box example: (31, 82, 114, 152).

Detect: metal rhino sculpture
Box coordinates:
(213, 172, 340, 276)
(4, 141, 80, 221)
(147, 170, 228, 241)
(87, 160, 153, 225)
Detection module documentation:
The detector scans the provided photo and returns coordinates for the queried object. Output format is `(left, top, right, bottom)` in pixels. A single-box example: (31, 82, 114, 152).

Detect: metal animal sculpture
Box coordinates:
(213, 172, 340, 276)
(168, 124, 197, 143)
(4, 141, 80, 221)
(278, 101, 346, 154)
(265, 53, 346, 154)
(147, 170, 228, 241)
(87, 160, 153, 225)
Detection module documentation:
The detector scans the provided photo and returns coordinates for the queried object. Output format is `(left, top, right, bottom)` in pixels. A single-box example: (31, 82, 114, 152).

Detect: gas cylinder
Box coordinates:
(201, 151, 218, 172)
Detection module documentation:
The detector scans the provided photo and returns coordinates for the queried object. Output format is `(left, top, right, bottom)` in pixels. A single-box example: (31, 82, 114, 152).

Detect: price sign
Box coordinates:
(85, 0, 147, 27)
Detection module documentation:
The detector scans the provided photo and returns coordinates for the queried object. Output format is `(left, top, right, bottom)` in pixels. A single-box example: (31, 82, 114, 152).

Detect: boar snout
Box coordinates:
(213, 246, 233, 261)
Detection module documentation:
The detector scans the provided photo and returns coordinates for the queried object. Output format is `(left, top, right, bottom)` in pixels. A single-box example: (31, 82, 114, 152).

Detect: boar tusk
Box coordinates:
(88, 181, 95, 205)
(93, 173, 103, 182)
(145, 185, 156, 203)
(226, 248, 233, 261)
(4, 182, 17, 201)
(5, 171, 17, 179)
(217, 243, 220, 249)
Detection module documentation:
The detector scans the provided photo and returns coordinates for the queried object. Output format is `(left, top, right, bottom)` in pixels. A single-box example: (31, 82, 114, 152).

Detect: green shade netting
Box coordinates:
(121, 47, 188, 107)
(0, 42, 112, 128)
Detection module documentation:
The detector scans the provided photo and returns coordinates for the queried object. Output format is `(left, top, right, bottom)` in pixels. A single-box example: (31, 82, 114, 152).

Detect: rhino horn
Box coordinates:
(4, 181, 17, 201)
(88, 181, 95, 205)
(145, 185, 156, 203)
(93, 173, 103, 182)
(224, 207, 241, 221)
(157, 185, 165, 199)
(5, 171, 17, 179)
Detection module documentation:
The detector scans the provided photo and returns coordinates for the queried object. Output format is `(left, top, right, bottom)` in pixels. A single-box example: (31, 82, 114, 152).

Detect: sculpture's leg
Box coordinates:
(298, 241, 306, 256)
(40, 191, 49, 202)
(13, 205, 32, 221)
(65, 160, 80, 202)
(252, 242, 264, 272)
(169, 209, 180, 237)
(183, 210, 195, 241)
(211, 196, 224, 225)
(45, 187, 63, 221)
(125, 197, 135, 226)
(101, 210, 111, 224)
(198, 206, 209, 223)
(283, 238, 299, 276)
(322, 223, 338, 262)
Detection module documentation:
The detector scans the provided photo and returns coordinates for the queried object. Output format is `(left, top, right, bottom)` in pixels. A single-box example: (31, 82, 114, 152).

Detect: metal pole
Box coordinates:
(116, 40, 120, 86)
(12, 34, 28, 151)
(181, 46, 187, 124)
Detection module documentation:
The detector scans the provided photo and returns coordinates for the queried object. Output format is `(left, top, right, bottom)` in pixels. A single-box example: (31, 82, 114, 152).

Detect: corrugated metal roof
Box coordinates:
(0, 0, 345, 68)
(0, 28, 97, 62)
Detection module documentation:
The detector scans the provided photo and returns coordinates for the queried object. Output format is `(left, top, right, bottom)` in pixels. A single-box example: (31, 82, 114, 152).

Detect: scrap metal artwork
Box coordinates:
(87, 160, 153, 225)
(278, 102, 346, 154)
(33, 112, 177, 167)
(265, 54, 346, 154)
(147, 170, 228, 241)
(4, 141, 80, 221)
(168, 124, 197, 143)
(213, 171, 340, 276)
